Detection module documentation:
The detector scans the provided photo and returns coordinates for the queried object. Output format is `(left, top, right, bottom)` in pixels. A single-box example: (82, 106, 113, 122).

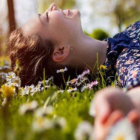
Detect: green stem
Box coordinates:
(97, 53, 99, 71)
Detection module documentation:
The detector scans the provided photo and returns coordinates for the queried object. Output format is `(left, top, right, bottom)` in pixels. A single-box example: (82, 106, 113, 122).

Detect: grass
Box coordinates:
(0, 56, 115, 140)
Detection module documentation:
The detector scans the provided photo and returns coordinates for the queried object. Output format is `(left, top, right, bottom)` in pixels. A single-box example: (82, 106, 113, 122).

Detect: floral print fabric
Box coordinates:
(116, 48, 140, 90)
(104, 21, 140, 90)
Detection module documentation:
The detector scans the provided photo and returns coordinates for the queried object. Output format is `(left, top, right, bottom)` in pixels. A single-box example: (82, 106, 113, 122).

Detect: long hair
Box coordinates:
(8, 29, 56, 86)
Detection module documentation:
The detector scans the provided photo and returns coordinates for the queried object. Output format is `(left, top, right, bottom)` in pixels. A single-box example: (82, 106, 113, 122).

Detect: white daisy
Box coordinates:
(76, 77, 89, 86)
(67, 87, 77, 93)
(9, 76, 21, 87)
(80, 85, 88, 92)
(32, 117, 54, 132)
(38, 76, 53, 85)
(89, 99, 96, 117)
(2, 98, 7, 107)
(5, 72, 21, 87)
(87, 81, 98, 89)
(56, 67, 68, 73)
(67, 78, 78, 85)
(106, 119, 137, 140)
(81, 69, 90, 77)
(34, 83, 41, 92)
(35, 106, 54, 117)
(21, 85, 36, 96)
(75, 121, 93, 140)
(5, 72, 16, 82)
(57, 90, 64, 93)
(78, 69, 90, 79)
(19, 100, 38, 115)
(53, 117, 67, 130)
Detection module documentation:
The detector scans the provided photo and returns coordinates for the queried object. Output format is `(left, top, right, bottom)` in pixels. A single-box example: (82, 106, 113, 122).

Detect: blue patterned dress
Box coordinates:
(104, 21, 140, 91)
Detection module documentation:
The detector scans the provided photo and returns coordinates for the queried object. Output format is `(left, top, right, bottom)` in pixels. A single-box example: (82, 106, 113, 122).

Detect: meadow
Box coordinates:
(0, 56, 110, 140)
(0, 56, 136, 140)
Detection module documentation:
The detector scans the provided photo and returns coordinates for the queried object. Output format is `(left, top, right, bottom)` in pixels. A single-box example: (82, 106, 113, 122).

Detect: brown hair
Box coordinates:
(8, 29, 83, 88)
(8, 29, 56, 86)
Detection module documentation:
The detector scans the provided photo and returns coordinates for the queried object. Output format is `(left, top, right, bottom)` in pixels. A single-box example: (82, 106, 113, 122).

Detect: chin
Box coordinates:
(71, 9, 81, 18)
(75, 9, 81, 16)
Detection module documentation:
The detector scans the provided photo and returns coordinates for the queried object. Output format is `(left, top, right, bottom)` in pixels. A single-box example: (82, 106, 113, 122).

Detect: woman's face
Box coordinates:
(22, 3, 82, 45)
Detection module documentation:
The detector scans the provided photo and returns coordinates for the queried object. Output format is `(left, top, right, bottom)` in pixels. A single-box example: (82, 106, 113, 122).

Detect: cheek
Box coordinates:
(50, 12, 66, 27)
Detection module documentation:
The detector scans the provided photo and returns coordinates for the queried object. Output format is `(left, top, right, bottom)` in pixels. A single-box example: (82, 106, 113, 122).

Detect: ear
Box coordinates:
(52, 45, 71, 63)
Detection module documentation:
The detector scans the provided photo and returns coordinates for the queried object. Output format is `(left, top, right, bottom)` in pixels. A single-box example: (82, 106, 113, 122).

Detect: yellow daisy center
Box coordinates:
(9, 75, 12, 79)
(116, 135, 124, 140)
(71, 79, 76, 83)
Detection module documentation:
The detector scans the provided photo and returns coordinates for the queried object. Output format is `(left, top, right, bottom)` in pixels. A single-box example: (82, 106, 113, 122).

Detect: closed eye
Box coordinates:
(46, 12, 49, 21)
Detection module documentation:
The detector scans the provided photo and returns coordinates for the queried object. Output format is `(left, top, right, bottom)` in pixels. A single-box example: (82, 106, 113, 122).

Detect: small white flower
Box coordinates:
(19, 100, 38, 115)
(67, 87, 77, 93)
(67, 78, 78, 85)
(21, 85, 37, 96)
(75, 121, 93, 140)
(20, 87, 27, 96)
(5, 72, 16, 82)
(56, 67, 68, 73)
(34, 83, 41, 92)
(38, 76, 53, 85)
(32, 117, 54, 132)
(2, 98, 7, 107)
(106, 119, 137, 140)
(41, 85, 50, 91)
(87, 81, 98, 89)
(5, 72, 21, 87)
(57, 90, 64, 93)
(82, 69, 90, 77)
(89, 99, 96, 117)
(0, 72, 6, 79)
(45, 76, 53, 83)
(78, 69, 90, 79)
(11, 76, 21, 87)
(35, 106, 54, 117)
(53, 117, 67, 129)
(76, 77, 89, 87)
(80, 85, 88, 92)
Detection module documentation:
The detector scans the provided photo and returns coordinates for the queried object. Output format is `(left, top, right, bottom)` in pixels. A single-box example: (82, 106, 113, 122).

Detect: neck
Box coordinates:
(71, 33, 107, 72)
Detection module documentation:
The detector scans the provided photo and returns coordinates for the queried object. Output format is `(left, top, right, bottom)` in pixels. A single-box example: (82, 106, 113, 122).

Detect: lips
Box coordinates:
(61, 9, 70, 16)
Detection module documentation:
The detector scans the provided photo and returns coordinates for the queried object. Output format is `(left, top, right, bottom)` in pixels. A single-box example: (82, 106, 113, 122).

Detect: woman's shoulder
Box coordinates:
(105, 20, 140, 51)
(122, 20, 140, 39)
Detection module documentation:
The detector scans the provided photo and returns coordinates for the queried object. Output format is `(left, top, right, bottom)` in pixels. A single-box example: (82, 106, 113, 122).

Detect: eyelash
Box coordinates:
(46, 12, 49, 21)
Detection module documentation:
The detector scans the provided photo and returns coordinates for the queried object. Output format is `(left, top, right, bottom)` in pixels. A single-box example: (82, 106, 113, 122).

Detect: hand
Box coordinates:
(93, 87, 139, 140)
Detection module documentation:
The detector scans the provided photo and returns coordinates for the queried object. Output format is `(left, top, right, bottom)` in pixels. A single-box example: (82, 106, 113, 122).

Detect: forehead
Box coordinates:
(21, 15, 43, 37)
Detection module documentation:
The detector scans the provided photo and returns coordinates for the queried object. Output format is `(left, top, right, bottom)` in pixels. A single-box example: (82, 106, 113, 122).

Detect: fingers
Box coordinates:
(94, 87, 125, 123)
(128, 110, 140, 136)
(106, 110, 124, 127)
(94, 110, 124, 140)
(94, 93, 111, 123)
(128, 110, 140, 126)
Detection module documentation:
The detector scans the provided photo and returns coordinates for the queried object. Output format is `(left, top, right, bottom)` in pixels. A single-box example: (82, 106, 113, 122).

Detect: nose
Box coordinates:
(49, 3, 58, 11)
(43, 3, 58, 16)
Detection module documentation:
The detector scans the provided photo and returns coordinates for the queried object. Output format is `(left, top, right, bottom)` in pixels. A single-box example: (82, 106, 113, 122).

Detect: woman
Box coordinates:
(8, 3, 107, 87)
(8, 3, 140, 90)
(8, 3, 140, 139)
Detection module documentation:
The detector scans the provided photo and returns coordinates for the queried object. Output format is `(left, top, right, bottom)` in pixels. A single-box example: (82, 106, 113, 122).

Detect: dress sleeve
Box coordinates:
(103, 21, 140, 87)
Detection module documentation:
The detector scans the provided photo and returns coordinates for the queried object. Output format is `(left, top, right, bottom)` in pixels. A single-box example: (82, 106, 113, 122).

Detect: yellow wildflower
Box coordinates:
(0, 88, 2, 94)
(100, 65, 107, 70)
(1, 85, 15, 98)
